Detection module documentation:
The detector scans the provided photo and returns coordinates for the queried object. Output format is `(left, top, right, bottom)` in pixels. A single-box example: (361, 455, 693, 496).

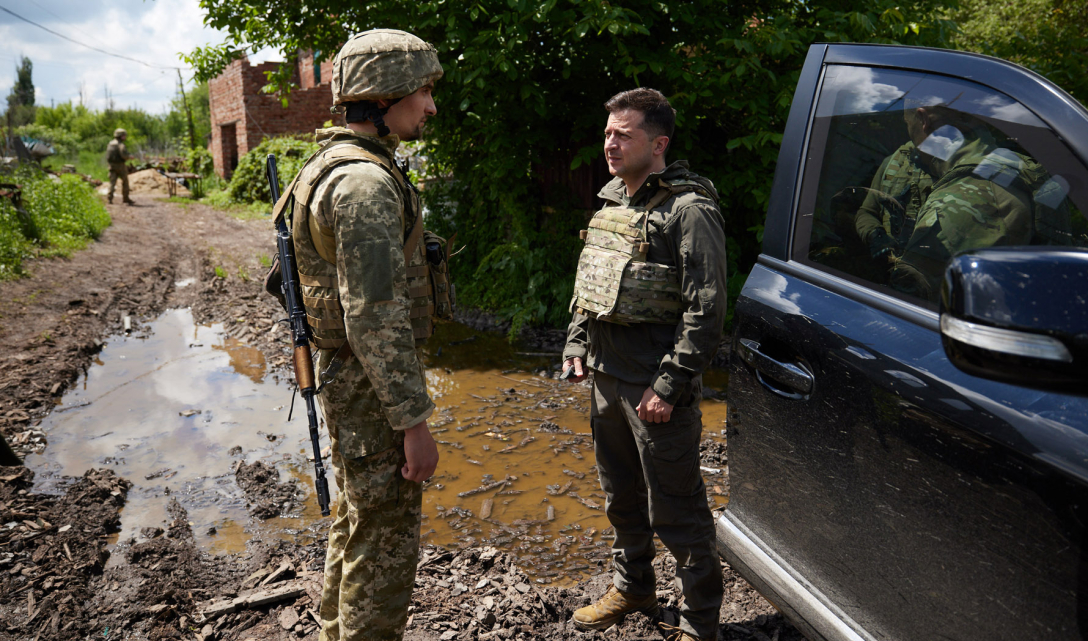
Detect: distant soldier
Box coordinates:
(106, 128, 134, 205)
(563, 88, 727, 641)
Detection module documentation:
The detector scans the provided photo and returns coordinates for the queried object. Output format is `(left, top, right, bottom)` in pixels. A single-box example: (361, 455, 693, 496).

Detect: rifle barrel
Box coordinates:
(267, 154, 332, 517)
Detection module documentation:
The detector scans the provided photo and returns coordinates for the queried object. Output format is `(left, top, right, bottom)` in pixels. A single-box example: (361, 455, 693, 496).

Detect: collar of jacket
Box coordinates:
(597, 159, 700, 206)
(314, 126, 400, 160)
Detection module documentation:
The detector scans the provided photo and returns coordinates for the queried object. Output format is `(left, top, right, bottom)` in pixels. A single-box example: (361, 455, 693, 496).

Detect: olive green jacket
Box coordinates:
(563, 161, 727, 405)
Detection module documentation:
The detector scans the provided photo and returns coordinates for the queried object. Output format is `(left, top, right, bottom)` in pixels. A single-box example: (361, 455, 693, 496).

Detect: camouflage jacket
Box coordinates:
(856, 127, 1035, 301)
(301, 128, 434, 433)
(106, 139, 129, 165)
(563, 161, 727, 405)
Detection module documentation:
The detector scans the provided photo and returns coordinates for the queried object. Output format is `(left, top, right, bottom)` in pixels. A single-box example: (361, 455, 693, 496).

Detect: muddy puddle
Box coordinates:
(25, 310, 729, 584)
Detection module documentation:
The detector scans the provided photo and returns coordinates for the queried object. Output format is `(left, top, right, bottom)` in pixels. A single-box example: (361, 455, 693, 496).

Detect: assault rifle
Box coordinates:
(266, 154, 331, 516)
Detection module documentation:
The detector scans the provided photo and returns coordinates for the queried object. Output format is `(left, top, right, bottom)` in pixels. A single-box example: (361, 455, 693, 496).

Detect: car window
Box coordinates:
(792, 64, 1088, 307)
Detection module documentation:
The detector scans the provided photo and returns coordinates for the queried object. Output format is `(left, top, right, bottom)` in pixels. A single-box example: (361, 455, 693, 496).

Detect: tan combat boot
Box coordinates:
(571, 585, 659, 630)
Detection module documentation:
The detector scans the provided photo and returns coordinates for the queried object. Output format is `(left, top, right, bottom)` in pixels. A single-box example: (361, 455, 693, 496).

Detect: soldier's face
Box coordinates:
(604, 110, 662, 181)
(383, 84, 437, 141)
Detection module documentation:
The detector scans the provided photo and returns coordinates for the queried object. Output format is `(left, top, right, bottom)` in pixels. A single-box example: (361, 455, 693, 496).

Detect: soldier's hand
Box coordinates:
(562, 357, 587, 383)
(636, 387, 674, 423)
(402, 421, 439, 483)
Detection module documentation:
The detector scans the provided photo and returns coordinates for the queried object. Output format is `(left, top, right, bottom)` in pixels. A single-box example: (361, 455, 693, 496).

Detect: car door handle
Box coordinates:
(737, 338, 814, 399)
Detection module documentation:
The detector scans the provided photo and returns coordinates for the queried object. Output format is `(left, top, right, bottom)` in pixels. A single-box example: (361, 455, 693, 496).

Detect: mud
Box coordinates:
(0, 194, 791, 641)
(236, 460, 300, 521)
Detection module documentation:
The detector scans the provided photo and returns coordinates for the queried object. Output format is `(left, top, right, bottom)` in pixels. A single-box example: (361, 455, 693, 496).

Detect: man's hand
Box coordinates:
(561, 357, 587, 383)
(401, 421, 439, 483)
(636, 387, 674, 423)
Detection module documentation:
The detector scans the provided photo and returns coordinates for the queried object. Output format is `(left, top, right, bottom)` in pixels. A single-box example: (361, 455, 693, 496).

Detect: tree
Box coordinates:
(6, 56, 37, 127)
(953, 0, 1088, 107)
(189, 0, 957, 330)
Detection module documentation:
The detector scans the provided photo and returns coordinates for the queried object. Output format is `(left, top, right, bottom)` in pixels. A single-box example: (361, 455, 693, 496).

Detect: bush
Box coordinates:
(226, 136, 318, 204)
(0, 165, 111, 277)
(186, 146, 215, 177)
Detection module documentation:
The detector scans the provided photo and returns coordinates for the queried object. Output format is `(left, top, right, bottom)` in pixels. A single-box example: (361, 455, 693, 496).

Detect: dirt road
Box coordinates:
(0, 194, 798, 641)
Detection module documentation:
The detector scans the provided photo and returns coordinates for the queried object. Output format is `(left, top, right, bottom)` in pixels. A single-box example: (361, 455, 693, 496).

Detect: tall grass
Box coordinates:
(0, 165, 111, 278)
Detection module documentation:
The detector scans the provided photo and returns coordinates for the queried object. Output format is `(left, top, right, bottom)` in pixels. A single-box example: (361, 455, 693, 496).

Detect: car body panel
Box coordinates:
(721, 44, 1088, 640)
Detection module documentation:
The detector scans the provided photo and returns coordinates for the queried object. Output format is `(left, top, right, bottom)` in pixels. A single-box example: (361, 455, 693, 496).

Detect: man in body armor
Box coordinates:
(562, 88, 727, 641)
(106, 128, 134, 205)
(276, 29, 450, 641)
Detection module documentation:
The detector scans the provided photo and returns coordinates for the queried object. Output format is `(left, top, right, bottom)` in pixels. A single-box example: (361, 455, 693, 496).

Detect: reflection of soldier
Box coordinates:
(106, 128, 134, 205)
(854, 104, 1050, 302)
(276, 30, 448, 641)
(563, 88, 726, 641)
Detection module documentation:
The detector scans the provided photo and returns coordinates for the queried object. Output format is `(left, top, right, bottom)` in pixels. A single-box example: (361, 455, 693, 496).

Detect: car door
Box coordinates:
(720, 44, 1088, 641)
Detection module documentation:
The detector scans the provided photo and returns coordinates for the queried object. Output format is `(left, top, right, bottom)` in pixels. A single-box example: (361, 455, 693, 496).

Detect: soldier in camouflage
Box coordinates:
(281, 29, 444, 641)
(106, 128, 134, 205)
(854, 102, 1046, 302)
(562, 88, 727, 641)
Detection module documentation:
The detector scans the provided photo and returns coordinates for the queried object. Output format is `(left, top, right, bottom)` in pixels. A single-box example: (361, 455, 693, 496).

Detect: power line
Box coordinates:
(0, 2, 182, 70)
(27, 0, 113, 53)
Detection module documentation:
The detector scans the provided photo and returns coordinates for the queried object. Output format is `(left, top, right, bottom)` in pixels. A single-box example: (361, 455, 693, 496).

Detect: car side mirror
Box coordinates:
(940, 247, 1088, 396)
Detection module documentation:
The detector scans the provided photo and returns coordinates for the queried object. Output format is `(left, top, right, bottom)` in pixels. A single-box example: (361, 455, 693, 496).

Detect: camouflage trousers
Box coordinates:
(107, 163, 129, 202)
(317, 354, 423, 641)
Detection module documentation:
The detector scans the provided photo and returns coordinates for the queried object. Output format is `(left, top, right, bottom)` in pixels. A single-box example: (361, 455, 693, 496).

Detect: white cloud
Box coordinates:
(823, 66, 903, 114)
(0, 0, 282, 113)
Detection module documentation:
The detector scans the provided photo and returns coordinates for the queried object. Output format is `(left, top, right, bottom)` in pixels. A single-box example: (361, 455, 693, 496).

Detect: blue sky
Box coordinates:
(0, 0, 279, 114)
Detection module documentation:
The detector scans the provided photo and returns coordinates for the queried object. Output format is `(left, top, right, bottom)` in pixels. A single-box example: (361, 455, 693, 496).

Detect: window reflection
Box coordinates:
(798, 66, 1087, 306)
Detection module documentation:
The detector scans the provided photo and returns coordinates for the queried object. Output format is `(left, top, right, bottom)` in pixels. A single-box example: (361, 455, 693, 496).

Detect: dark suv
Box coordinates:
(720, 44, 1088, 641)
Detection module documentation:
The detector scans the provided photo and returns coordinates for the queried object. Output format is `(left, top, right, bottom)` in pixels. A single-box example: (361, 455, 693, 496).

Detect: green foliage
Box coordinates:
(191, 0, 959, 332)
(0, 165, 111, 278)
(5, 56, 36, 127)
(226, 136, 318, 204)
(953, 0, 1088, 107)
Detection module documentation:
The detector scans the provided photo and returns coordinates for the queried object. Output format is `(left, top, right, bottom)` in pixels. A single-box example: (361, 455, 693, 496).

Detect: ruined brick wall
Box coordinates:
(209, 56, 339, 179)
(298, 50, 335, 90)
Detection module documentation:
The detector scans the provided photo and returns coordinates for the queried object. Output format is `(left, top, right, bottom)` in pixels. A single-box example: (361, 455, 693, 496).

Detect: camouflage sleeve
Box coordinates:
(854, 151, 898, 244)
(651, 202, 728, 405)
(328, 164, 434, 431)
(563, 311, 590, 362)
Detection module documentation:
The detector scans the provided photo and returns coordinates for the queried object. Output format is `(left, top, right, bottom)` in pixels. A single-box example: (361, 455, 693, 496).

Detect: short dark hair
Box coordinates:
(604, 88, 676, 142)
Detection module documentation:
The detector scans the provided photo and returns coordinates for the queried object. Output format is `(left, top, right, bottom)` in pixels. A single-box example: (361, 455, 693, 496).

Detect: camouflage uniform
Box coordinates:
(564, 160, 727, 641)
(285, 28, 444, 641)
(293, 128, 435, 641)
(106, 130, 131, 204)
(854, 127, 1039, 302)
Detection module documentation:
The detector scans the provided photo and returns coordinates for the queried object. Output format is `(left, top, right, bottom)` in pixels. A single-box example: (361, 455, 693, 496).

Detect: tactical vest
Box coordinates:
(106, 140, 125, 164)
(272, 132, 453, 350)
(570, 180, 706, 326)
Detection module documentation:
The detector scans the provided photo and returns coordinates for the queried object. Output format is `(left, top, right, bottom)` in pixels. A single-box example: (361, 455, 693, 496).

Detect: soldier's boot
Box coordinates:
(123, 198, 135, 205)
(571, 585, 659, 631)
(658, 622, 715, 641)
(107, 196, 113, 204)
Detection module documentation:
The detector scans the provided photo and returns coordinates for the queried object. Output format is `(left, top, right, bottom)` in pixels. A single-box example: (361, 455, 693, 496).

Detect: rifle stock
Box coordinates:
(267, 154, 331, 517)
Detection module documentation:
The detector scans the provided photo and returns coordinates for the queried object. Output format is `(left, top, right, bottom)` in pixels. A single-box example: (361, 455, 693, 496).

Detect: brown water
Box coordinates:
(26, 310, 729, 583)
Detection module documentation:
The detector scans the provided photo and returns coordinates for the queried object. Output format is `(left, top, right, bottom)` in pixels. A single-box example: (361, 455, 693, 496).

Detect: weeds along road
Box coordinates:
(0, 193, 798, 641)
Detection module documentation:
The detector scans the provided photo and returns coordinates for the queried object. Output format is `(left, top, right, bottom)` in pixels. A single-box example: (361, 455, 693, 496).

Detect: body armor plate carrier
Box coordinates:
(270, 132, 454, 350)
(570, 180, 706, 326)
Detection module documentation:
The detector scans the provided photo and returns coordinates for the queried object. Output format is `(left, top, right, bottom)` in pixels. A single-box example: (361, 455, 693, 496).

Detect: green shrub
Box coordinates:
(0, 199, 32, 279)
(227, 136, 318, 204)
(0, 165, 111, 277)
(186, 146, 215, 177)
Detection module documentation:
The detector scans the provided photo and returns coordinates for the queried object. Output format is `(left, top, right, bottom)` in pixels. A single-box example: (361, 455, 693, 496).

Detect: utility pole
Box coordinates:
(177, 69, 197, 151)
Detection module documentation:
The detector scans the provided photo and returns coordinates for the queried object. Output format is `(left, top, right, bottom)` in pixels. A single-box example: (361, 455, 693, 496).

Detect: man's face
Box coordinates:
(604, 109, 660, 181)
(383, 84, 437, 141)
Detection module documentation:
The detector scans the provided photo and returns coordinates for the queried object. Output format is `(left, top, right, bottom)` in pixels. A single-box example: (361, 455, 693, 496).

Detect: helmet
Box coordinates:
(114, 128, 127, 138)
(331, 29, 443, 106)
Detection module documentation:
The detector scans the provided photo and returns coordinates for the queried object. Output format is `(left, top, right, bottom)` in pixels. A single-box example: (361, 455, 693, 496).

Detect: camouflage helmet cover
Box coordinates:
(114, 128, 127, 138)
(332, 29, 443, 106)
